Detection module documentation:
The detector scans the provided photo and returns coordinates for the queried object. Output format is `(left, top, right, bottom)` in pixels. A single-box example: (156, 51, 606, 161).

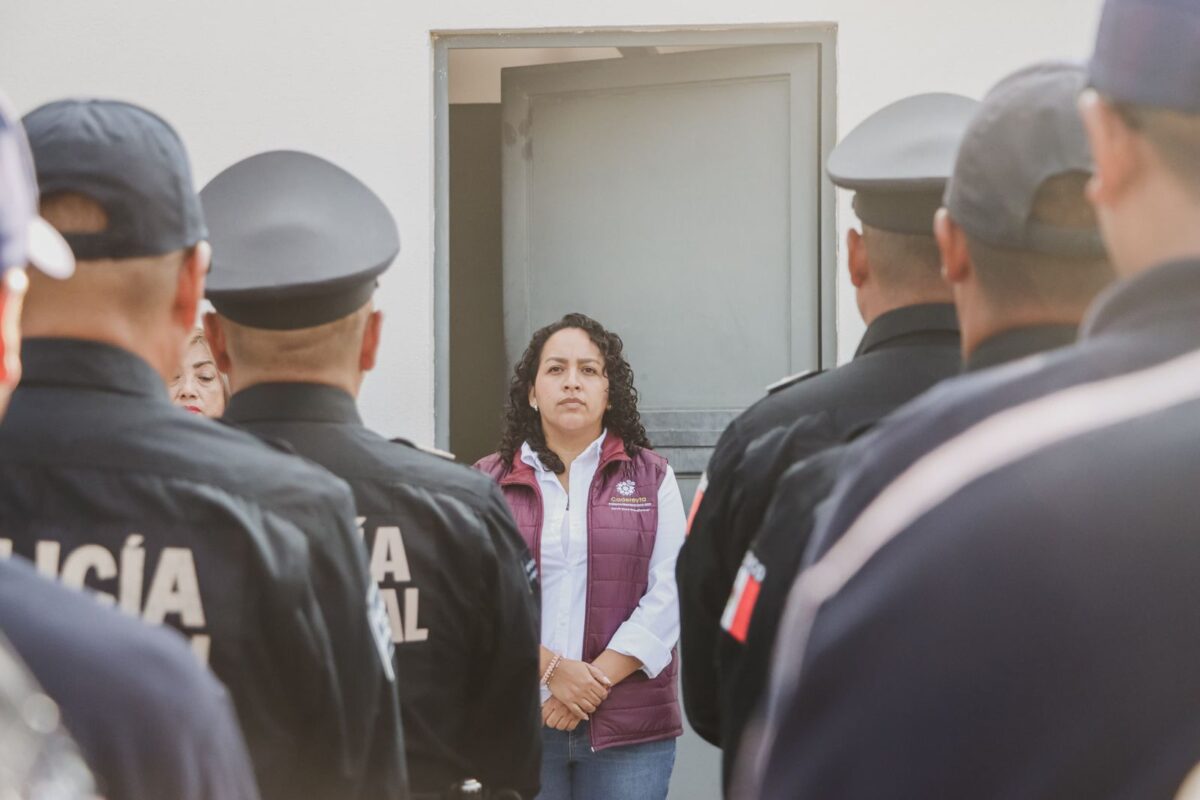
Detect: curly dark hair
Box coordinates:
(498, 313, 651, 474)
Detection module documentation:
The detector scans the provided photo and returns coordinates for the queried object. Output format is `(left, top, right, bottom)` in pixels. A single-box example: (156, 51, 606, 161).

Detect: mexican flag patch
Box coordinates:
(721, 550, 767, 643)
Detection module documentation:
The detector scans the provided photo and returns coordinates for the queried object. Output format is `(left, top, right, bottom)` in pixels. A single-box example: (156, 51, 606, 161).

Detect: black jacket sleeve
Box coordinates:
(676, 421, 747, 745)
(717, 440, 845, 789)
(463, 484, 542, 799)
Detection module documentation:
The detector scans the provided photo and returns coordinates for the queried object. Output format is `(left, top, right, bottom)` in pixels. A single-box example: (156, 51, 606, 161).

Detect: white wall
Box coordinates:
(2, 0, 1103, 443)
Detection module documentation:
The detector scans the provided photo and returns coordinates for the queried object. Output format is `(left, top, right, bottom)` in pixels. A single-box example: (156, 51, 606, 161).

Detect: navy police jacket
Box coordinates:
(224, 383, 541, 800)
(751, 259, 1200, 798)
(0, 556, 259, 800)
(676, 303, 960, 747)
(718, 323, 1076, 792)
(0, 339, 406, 800)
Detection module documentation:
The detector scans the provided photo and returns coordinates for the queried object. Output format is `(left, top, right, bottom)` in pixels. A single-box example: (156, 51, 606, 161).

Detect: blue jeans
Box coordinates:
(536, 722, 677, 800)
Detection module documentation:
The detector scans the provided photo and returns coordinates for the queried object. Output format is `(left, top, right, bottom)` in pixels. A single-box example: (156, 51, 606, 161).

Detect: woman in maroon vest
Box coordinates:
(476, 313, 685, 800)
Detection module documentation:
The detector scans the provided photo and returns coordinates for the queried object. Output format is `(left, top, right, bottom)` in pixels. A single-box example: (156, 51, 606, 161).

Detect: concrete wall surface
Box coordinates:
(2, 0, 1102, 442)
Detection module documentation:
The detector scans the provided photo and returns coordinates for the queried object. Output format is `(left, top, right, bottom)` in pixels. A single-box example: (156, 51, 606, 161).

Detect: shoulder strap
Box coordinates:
(765, 369, 823, 395)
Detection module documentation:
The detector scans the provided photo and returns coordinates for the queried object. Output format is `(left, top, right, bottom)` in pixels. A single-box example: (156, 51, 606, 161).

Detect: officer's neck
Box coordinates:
(858, 285, 953, 327)
(956, 287, 1087, 362)
(1107, 171, 1200, 279)
(21, 318, 184, 388)
(228, 367, 362, 399)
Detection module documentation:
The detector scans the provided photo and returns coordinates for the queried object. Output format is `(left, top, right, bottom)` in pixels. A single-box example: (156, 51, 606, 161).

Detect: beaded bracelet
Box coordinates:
(540, 653, 562, 687)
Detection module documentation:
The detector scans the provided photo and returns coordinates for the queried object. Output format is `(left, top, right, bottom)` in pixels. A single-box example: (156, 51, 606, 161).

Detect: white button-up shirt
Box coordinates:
(521, 431, 685, 699)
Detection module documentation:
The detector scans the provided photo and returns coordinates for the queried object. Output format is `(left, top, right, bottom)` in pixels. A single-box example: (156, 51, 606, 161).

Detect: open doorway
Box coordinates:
(438, 27, 837, 488)
(447, 48, 631, 466)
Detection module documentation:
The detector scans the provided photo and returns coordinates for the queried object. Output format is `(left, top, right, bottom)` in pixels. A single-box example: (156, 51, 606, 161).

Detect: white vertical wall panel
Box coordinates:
(1, 0, 1103, 442)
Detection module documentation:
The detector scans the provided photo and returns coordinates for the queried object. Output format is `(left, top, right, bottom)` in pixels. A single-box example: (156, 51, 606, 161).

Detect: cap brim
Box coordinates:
(26, 216, 74, 279)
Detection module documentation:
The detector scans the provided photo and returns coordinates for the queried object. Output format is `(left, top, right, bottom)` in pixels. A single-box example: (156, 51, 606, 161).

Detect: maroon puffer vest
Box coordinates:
(474, 434, 683, 751)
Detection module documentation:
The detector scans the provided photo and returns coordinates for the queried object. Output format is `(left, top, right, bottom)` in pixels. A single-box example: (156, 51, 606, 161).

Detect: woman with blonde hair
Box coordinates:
(170, 329, 229, 418)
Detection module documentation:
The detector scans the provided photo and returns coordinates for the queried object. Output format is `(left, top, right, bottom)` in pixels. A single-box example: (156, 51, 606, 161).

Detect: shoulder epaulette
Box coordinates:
(389, 437, 456, 462)
(765, 369, 822, 395)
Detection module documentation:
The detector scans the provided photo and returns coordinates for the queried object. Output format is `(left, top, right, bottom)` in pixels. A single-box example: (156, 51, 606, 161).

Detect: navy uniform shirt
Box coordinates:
(0, 338, 406, 800)
(751, 258, 1200, 798)
(805, 275, 1195, 563)
(716, 322, 1076, 789)
(676, 302, 960, 744)
(0, 632, 94, 799)
(224, 382, 541, 799)
(0, 557, 258, 800)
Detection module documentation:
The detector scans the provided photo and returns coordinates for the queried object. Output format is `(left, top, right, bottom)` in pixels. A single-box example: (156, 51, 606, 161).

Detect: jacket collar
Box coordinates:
(18, 338, 167, 400)
(1082, 258, 1200, 340)
(854, 303, 960, 358)
(964, 324, 1078, 373)
(224, 382, 362, 426)
(501, 431, 629, 487)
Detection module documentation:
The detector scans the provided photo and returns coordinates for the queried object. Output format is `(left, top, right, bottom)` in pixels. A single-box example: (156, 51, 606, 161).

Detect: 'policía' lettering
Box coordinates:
(357, 517, 429, 644)
(1, 534, 211, 664)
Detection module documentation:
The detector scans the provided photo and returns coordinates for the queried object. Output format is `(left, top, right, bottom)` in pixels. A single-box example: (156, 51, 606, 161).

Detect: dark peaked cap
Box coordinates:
(1090, 0, 1200, 114)
(202, 150, 400, 330)
(828, 93, 979, 235)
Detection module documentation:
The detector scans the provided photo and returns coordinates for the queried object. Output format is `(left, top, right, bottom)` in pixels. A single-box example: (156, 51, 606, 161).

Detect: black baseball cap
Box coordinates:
(0, 93, 73, 278)
(945, 62, 1105, 258)
(1090, 0, 1200, 114)
(202, 150, 400, 330)
(827, 93, 979, 235)
(22, 98, 207, 261)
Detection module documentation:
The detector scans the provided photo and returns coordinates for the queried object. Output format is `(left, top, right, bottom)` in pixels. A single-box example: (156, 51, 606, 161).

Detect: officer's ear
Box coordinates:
(1079, 90, 1140, 211)
(173, 241, 210, 333)
(935, 208, 971, 286)
(847, 228, 870, 288)
(203, 312, 234, 375)
(359, 310, 383, 373)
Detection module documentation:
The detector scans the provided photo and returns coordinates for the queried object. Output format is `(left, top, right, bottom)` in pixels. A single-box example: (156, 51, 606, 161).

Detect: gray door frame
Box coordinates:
(432, 24, 839, 450)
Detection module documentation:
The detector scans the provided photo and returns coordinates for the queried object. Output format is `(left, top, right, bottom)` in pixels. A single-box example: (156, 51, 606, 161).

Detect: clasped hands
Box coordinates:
(542, 658, 612, 731)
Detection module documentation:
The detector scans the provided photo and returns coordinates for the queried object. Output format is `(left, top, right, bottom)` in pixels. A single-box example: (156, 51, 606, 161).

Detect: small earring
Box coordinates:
(531, 401, 539, 412)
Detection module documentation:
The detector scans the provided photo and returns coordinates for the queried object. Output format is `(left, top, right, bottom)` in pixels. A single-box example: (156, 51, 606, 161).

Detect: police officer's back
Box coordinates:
(718, 70, 1117, 787)
(0, 632, 94, 800)
(200, 151, 542, 800)
(676, 93, 973, 752)
(7, 100, 405, 800)
(747, 34, 1200, 798)
(0, 557, 261, 800)
(0, 89, 93, 800)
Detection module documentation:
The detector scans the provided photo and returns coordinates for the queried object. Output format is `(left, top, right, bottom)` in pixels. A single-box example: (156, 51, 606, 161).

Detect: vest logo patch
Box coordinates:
(608, 481, 653, 513)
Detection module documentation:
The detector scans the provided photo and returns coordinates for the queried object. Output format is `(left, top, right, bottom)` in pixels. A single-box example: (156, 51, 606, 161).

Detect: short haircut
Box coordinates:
(1112, 100, 1200, 201)
(966, 171, 1115, 311)
(39, 191, 109, 233)
(861, 226, 945, 293)
(25, 193, 186, 327)
(220, 302, 372, 376)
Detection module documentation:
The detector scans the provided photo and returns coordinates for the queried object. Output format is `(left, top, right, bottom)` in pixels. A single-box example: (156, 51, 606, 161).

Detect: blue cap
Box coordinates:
(0, 94, 73, 278)
(23, 99, 206, 261)
(1090, 0, 1200, 113)
(946, 61, 1105, 258)
(202, 150, 400, 330)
